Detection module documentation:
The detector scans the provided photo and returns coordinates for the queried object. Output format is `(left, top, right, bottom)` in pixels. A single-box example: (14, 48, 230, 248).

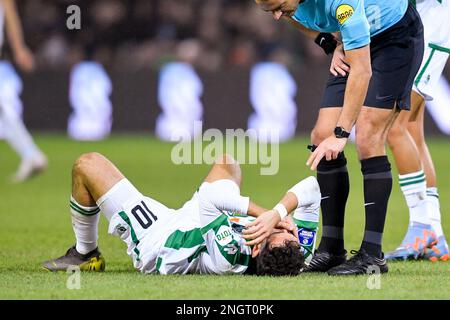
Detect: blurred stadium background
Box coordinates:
(1, 0, 449, 140)
(1, 0, 450, 300)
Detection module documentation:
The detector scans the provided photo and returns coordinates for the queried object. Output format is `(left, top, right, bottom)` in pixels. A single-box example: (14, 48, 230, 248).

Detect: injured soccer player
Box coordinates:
(42, 153, 321, 276)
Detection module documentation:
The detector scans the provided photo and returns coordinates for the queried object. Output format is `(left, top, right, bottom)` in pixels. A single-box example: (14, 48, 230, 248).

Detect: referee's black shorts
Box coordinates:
(321, 3, 424, 110)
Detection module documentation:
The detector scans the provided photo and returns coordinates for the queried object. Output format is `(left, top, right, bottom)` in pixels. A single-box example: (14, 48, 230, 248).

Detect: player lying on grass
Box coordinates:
(43, 153, 321, 275)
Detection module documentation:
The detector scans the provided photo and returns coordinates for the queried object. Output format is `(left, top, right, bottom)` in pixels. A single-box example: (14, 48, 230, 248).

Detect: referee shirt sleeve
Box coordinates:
(332, 0, 371, 50)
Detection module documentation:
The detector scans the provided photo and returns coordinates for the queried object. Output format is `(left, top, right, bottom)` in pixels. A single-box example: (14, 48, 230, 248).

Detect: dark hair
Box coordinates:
(256, 240, 305, 276)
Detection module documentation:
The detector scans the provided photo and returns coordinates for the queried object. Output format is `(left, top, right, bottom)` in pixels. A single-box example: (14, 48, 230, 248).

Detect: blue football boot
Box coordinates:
(386, 222, 437, 261)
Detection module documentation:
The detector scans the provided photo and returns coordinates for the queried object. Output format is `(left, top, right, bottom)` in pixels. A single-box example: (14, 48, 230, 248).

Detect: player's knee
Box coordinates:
(215, 154, 237, 166)
(73, 152, 105, 176)
(212, 154, 241, 184)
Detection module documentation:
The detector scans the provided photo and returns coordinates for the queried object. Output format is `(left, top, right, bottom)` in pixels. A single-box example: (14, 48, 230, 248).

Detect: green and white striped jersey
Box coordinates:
(153, 181, 254, 275)
(155, 208, 254, 275)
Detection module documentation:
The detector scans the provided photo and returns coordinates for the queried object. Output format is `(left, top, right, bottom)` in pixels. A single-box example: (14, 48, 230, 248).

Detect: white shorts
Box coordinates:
(413, 0, 450, 100)
(96, 179, 181, 273)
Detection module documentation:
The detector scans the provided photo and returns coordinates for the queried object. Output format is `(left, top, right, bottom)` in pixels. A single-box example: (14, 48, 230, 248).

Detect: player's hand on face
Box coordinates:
(330, 44, 349, 77)
(14, 46, 35, 73)
(243, 210, 281, 246)
(306, 135, 347, 171)
(276, 216, 297, 236)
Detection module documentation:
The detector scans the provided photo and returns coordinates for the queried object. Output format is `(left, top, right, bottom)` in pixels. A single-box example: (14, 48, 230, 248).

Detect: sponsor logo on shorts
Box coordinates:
(216, 225, 234, 247)
(115, 224, 128, 236)
(336, 4, 354, 25)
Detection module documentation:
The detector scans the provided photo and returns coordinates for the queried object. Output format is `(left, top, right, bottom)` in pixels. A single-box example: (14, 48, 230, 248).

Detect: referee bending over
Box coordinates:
(244, 0, 424, 276)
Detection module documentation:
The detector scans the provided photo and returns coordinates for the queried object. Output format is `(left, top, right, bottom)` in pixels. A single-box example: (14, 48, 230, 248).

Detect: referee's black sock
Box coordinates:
(316, 152, 349, 255)
(360, 156, 392, 258)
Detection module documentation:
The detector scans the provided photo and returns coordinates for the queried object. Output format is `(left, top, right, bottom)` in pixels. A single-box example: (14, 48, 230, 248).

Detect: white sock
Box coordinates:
(399, 171, 430, 226)
(0, 105, 40, 160)
(426, 187, 444, 238)
(70, 196, 100, 254)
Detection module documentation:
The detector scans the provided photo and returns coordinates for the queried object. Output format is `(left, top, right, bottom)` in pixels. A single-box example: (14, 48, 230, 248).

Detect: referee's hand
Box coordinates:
(330, 44, 350, 77)
(307, 135, 347, 170)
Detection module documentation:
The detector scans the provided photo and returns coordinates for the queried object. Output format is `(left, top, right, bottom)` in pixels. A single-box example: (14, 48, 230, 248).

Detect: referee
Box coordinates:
(245, 0, 424, 275)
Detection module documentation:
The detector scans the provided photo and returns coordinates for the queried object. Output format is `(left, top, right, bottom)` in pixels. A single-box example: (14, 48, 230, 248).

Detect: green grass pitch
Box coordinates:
(0, 134, 449, 300)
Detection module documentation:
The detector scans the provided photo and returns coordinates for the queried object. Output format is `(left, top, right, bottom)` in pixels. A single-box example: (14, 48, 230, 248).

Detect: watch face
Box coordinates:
(334, 127, 348, 138)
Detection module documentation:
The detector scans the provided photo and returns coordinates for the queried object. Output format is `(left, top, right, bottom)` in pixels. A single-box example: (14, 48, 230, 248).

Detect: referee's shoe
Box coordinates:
(327, 249, 388, 276)
(303, 250, 347, 273)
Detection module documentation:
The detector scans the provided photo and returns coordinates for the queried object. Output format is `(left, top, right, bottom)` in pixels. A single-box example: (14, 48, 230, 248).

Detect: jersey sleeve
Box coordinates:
(332, 0, 371, 50)
(196, 180, 252, 274)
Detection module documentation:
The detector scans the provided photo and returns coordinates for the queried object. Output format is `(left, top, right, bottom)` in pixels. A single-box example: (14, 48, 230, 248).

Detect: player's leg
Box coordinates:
(399, 0, 450, 260)
(306, 107, 349, 272)
(43, 152, 125, 271)
(0, 101, 47, 182)
(203, 154, 268, 216)
(204, 154, 242, 187)
(407, 95, 449, 261)
(385, 93, 436, 261)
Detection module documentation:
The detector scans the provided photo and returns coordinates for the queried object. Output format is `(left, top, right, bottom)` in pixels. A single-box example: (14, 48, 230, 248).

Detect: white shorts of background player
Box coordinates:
(0, 61, 23, 139)
(413, 0, 450, 100)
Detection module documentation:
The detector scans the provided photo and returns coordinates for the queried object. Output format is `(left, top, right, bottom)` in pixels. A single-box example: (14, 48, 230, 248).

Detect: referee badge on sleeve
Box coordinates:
(336, 4, 354, 25)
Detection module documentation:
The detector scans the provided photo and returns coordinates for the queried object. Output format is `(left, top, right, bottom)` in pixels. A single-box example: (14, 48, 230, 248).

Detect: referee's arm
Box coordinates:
(285, 16, 320, 39)
(337, 45, 372, 132)
(307, 45, 371, 171)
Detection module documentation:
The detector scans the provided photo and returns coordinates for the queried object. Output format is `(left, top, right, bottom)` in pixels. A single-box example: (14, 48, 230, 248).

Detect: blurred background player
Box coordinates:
(0, 0, 47, 182)
(386, 0, 450, 262)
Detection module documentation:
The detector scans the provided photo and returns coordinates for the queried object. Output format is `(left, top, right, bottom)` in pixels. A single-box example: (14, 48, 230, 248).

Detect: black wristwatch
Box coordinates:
(334, 126, 350, 139)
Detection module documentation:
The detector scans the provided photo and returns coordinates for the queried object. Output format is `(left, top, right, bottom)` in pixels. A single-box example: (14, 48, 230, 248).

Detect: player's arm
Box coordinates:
(2, 0, 35, 72)
(247, 201, 268, 217)
(242, 180, 311, 246)
(197, 180, 253, 274)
